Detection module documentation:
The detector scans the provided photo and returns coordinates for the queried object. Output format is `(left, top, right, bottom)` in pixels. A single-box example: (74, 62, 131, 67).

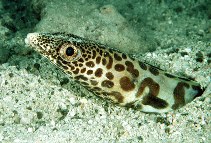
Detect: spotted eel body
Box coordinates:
(25, 32, 204, 113)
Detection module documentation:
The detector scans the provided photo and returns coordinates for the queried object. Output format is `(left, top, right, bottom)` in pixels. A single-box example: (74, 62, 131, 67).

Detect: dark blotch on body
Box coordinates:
(92, 87, 102, 91)
(73, 68, 79, 74)
(142, 94, 168, 109)
(178, 77, 193, 82)
(139, 62, 147, 70)
(119, 76, 135, 91)
(90, 80, 98, 86)
(96, 56, 101, 64)
(137, 77, 168, 109)
(109, 91, 124, 103)
(114, 64, 125, 71)
(114, 53, 122, 61)
(87, 70, 93, 75)
(165, 73, 177, 78)
(74, 75, 88, 81)
(86, 61, 95, 67)
(101, 80, 114, 88)
(106, 72, 114, 80)
(122, 53, 127, 59)
(136, 77, 160, 98)
(80, 81, 89, 86)
(125, 61, 139, 77)
(149, 66, 159, 76)
(102, 58, 107, 65)
(95, 68, 103, 77)
(57, 60, 69, 70)
(78, 58, 84, 63)
(81, 68, 86, 73)
(106, 55, 113, 69)
(125, 102, 143, 110)
(172, 82, 190, 110)
(92, 50, 96, 59)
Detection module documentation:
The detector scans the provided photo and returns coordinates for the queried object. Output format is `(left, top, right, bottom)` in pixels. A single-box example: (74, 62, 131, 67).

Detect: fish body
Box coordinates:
(25, 32, 204, 113)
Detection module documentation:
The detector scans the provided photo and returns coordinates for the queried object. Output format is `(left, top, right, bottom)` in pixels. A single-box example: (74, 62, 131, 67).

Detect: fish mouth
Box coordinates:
(25, 32, 48, 54)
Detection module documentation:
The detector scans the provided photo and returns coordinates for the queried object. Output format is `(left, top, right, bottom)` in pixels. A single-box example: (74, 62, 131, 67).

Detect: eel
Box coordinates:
(25, 32, 204, 113)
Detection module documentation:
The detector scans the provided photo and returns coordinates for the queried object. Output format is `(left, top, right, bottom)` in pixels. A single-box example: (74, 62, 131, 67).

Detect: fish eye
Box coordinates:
(59, 43, 81, 62)
(66, 46, 75, 56)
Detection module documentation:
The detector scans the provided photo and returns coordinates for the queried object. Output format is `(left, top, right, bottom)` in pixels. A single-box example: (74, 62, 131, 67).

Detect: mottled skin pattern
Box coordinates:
(25, 32, 204, 113)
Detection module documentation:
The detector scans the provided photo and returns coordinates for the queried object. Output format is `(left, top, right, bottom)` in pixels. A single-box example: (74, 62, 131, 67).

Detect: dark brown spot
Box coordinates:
(81, 48, 85, 53)
(86, 61, 95, 67)
(96, 48, 100, 52)
(70, 65, 75, 70)
(57, 60, 68, 70)
(87, 70, 93, 75)
(87, 55, 91, 59)
(79, 64, 83, 67)
(96, 56, 101, 64)
(125, 102, 142, 110)
(61, 60, 69, 67)
(99, 50, 103, 56)
(82, 54, 87, 58)
(106, 72, 114, 80)
(125, 61, 134, 73)
(57, 56, 63, 62)
(94, 91, 101, 95)
(74, 75, 88, 81)
(95, 68, 103, 77)
(72, 61, 78, 66)
(125, 61, 134, 68)
(132, 69, 139, 77)
(81, 68, 86, 73)
(73, 68, 79, 74)
(136, 77, 160, 98)
(80, 81, 89, 86)
(114, 53, 122, 61)
(61, 64, 69, 70)
(109, 91, 124, 103)
(102, 92, 109, 96)
(114, 64, 125, 71)
(125, 102, 136, 108)
(92, 50, 96, 59)
(101, 80, 114, 88)
(122, 53, 127, 59)
(93, 87, 102, 91)
(149, 66, 159, 76)
(104, 52, 109, 57)
(106, 55, 113, 69)
(90, 80, 98, 86)
(67, 71, 72, 75)
(172, 82, 190, 110)
(139, 62, 147, 70)
(119, 76, 135, 91)
(142, 94, 168, 109)
(178, 77, 193, 82)
(136, 77, 168, 109)
(125, 61, 139, 77)
(78, 58, 84, 63)
(102, 58, 107, 65)
(109, 49, 114, 54)
(165, 73, 176, 78)
(130, 56, 135, 61)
